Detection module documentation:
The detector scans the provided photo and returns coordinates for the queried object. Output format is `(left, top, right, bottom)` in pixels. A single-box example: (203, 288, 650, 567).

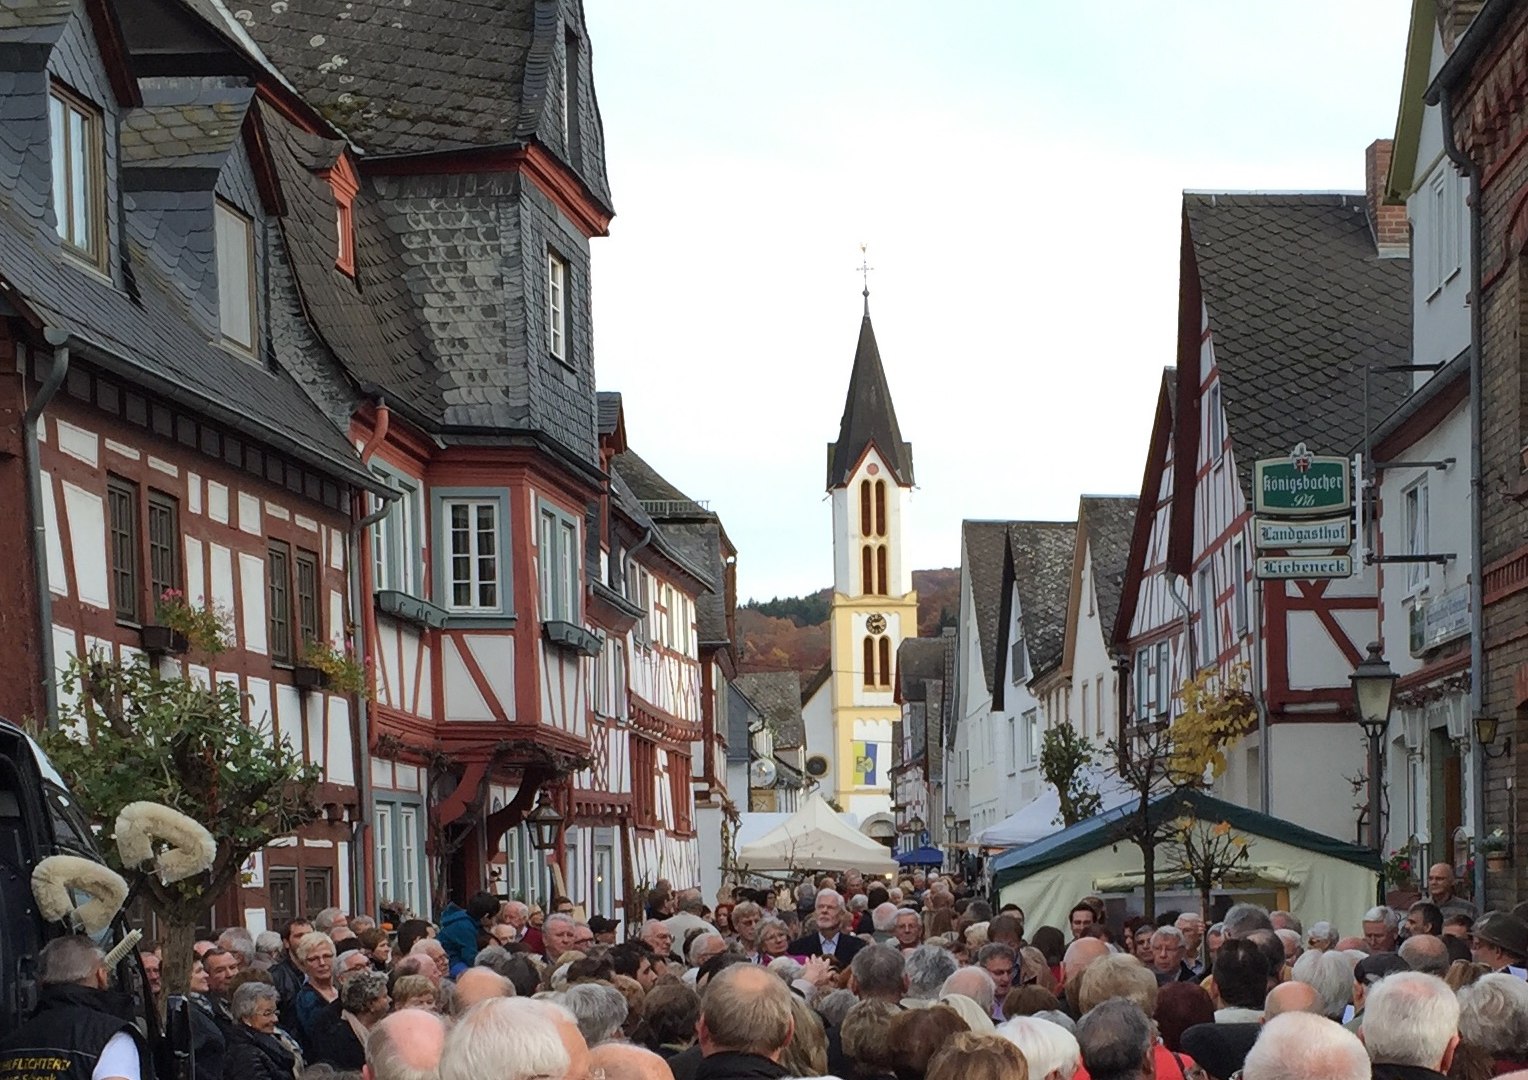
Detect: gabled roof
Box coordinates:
(898, 638, 948, 703)
(961, 521, 1012, 693)
(1179, 194, 1409, 501)
(1113, 369, 1176, 648)
(826, 313, 914, 489)
(735, 672, 805, 750)
(612, 450, 694, 508)
(801, 662, 832, 708)
(1080, 496, 1138, 643)
(1007, 521, 1078, 682)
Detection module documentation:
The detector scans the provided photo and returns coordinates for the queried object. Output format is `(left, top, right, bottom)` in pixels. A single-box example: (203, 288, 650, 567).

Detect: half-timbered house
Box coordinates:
(892, 635, 951, 854)
(0, 0, 395, 929)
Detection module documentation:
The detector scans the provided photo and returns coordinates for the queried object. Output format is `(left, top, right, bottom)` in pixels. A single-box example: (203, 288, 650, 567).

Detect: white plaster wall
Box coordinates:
(831, 447, 911, 598)
(1268, 722, 1365, 840)
(1072, 543, 1120, 750)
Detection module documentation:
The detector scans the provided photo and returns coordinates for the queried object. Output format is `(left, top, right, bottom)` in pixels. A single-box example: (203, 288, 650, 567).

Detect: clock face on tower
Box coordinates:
(866, 613, 887, 635)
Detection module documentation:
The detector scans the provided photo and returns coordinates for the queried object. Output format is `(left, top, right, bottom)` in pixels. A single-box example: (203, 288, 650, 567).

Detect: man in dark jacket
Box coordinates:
(1362, 971, 1459, 1080)
(268, 918, 311, 1010)
(787, 889, 866, 965)
(693, 965, 793, 1080)
(0, 935, 152, 1080)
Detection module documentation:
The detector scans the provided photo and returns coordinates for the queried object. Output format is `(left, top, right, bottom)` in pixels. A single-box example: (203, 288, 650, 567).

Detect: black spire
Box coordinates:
(825, 311, 915, 489)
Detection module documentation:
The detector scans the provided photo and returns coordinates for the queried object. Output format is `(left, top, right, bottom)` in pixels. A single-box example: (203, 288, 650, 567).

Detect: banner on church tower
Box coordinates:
(852, 742, 878, 786)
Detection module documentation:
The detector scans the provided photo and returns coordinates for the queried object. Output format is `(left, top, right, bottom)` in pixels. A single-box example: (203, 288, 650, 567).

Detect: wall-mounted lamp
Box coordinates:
(1475, 715, 1512, 759)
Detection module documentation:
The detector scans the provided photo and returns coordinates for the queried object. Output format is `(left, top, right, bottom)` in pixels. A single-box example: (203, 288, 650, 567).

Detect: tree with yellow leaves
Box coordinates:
(1162, 816, 1253, 963)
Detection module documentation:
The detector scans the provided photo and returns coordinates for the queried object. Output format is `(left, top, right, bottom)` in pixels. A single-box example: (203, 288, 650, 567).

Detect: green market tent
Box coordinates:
(991, 789, 1382, 934)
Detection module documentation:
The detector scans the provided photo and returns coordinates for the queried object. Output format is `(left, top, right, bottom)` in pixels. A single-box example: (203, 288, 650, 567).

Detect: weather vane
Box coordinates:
(858, 242, 873, 314)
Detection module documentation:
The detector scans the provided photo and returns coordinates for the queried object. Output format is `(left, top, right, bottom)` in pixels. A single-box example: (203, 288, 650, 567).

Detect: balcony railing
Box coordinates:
(639, 498, 711, 518)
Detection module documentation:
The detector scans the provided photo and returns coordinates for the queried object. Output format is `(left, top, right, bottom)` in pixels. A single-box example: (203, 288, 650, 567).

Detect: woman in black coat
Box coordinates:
(225, 983, 299, 1080)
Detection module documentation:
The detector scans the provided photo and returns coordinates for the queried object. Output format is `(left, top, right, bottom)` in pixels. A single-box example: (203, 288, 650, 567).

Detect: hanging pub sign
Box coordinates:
(1253, 443, 1352, 518)
(1255, 554, 1354, 580)
(1253, 515, 1353, 549)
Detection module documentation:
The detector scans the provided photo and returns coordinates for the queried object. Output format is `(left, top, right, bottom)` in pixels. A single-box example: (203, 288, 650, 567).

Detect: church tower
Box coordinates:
(816, 301, 918, 818)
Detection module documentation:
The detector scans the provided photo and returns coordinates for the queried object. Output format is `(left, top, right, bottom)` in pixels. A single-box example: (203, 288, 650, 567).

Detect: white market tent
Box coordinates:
(991, 789, 1381, 935)
(973, 766, 1137, 848)
(736, 794, 898, 875)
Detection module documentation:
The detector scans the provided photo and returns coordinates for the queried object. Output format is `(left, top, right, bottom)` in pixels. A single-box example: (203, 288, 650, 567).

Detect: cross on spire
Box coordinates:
(858, 243, 873, 315)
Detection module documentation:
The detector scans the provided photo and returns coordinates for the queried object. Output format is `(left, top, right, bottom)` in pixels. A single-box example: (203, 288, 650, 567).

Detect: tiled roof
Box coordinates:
(1009, 521, 1077, 680)
(736, 672, 805, 750)
(1184, 194, 1411, 478)
(1079, 496, 1138, 642)
(962, 521, 1011, 694)
(827, 312, 914, 488)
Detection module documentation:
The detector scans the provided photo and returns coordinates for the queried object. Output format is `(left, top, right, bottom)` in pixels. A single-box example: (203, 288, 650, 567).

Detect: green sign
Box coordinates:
(1253, 444, 1352, 517)
(1255, 554, 1353, 581)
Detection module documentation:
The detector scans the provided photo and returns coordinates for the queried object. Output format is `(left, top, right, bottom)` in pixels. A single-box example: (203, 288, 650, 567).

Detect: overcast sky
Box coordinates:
(584, 1, 1411, 603)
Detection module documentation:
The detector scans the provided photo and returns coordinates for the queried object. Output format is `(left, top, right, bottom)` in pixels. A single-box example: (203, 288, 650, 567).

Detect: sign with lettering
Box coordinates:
(1420, 585, 1470, 652)
(1255, 554, 1354, 580)
(1253, 444, 1352, 517)
(1253, 516, 1353, 550)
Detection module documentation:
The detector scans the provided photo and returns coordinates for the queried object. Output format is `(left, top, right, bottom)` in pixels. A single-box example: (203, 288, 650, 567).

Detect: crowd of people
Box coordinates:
(7, 861, 1528, 1080)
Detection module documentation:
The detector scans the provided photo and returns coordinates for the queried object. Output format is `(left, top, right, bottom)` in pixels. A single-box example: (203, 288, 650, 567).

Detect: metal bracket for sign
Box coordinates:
(1372, 457, 1456, 473)
(1364, 552, 1456, 566)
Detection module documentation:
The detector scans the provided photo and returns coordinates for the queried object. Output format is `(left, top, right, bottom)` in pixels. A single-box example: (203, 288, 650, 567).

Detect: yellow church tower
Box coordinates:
(802, 292, 917, 819)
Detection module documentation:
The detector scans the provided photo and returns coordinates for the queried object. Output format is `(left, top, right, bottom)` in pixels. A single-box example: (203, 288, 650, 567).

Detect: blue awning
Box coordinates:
(894, 845, 946, 867)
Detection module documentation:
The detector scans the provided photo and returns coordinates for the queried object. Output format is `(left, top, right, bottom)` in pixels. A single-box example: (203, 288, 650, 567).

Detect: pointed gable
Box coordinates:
(961, 521, 1011, 692)
(1080, 496, 1139, 639)
(826, 313, 914, 489)
(1114, 368, 1177, 648)
(1007, 521, 1077, 682)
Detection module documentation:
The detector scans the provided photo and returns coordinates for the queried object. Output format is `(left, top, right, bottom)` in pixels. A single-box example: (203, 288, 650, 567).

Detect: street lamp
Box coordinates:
(1350, 642, 1397, 854)
(526, 794, 565, 904)
(908, 814, 925, 837)
(1475, 715, 1512, 758)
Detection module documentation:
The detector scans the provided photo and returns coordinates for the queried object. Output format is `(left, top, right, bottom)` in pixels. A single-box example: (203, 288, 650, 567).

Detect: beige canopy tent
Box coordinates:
(736, 793, 898, 875)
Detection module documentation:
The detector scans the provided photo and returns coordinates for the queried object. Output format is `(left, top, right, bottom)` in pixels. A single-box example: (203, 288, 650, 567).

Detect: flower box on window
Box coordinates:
(292, 665, 330, 693)
(138, 624, 188, 656)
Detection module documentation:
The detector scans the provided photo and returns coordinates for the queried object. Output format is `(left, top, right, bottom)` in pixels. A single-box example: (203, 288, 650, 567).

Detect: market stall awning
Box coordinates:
(894, 845, 946, 867)
(736, 794, 898, 875)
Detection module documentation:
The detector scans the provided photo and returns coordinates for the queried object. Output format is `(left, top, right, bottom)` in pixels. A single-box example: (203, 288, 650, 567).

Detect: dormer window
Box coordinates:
(321, 155, 360, 277)
(215, 199, 256, 352)
(49, 84, 104, 266)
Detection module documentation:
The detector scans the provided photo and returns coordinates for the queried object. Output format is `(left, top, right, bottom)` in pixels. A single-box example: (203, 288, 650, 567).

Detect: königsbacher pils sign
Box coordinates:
(1253, 443, 1352, 517)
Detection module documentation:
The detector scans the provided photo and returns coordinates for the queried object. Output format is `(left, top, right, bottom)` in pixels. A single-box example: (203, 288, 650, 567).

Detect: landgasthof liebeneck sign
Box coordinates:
(1253, 443, 1352, 517)
(1254, 516, 1353, 550)
(1255, 554, 1354, 581)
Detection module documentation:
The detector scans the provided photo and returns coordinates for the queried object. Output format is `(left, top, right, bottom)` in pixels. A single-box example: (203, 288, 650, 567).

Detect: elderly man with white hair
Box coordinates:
(787, 888, 866, 962)
(869, 901, 900, 942)
(1362, 906, 1401, 953)
(938, 966, 997, 1032)
(365, 1009, 447, 1080)
(1458, 972, 1528, 1071)
(1305, 921, 1339, 952)
(1291, 949, 1354, 1021)
(902, 944, 959, 1005)
(997, 1015, 1081, 1080)
(439, 998, 586, 1080)
(1244, 1013, 1371, 1080)
(1361, 971, 1460, 1080)
(1176, 913, 1206, 974)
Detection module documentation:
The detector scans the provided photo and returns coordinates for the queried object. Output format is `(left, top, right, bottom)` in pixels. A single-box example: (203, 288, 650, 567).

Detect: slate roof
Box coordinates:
(962, 521, 1012, 694)
(827, 312, 914, 488)
(1079, 496, 1138, 642)
(0, 0, 72, 42)
(801, 662, 831, 708)
(1183, 194, 1411, 478)
(898, 637, 947, 703)
(597, 391, 622, 438)
(1009, 521, 1077, 680)
(726, 682, 759, 765)
(119, 91, 252, 169)
(612, 450, 694, 508)
(736, 672, 805, 750)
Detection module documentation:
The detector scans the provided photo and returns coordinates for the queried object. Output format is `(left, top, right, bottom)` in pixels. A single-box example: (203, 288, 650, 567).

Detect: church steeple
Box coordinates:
(826, 313, 915, 489)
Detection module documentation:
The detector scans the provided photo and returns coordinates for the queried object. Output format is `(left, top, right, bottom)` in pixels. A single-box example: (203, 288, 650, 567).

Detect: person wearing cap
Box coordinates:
(1344, 953, 1409, 1031)
(589, 916, 620, 945)
(1471, 911, 1528, 974)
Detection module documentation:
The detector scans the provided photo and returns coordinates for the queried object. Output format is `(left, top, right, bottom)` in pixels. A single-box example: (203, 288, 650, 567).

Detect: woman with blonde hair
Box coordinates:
(925, 1032, 1028, 1080)
(778, 994, 829, 1078)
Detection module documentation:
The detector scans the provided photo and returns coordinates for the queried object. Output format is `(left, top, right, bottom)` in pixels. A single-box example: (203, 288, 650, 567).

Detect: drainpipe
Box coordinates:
(23, 329, 70, 727)
(1435, 83, 1488, 903)
(349, 399, 398, 916)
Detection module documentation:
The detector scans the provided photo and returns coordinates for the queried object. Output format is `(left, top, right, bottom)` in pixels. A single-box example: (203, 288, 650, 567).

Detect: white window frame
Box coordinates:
(1095, 675, 1105, 736)
(49, 84, 103, 265)
(1022, 709, 1040, 768)
(1006, 714, 1017, 776)
(398, 805, 421, 915)
(374, 803, 394, 904)
(1010, 626, 1028, 684)
(373, 472, 422, 596)
(1135, 647, 1152, 720)
(1404, 477, 1431, 596)
(547, 252, 568, 361)
(1207, 382, 1225, 464)
(1080, 683, 1089, 735)
(1231, 535, 1249, 635)
(594, 845, 614, 918)
(1155, 640, 1172, 716)
(444, 498, 502, 612)
(1196, 564, 1216, 663)
(538, 504, 580, 623)
(215, 199, 257, 352)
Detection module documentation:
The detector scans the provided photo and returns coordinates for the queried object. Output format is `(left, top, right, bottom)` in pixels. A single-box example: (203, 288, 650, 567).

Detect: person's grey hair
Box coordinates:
(754, 917, 789, 945)
(815, 888, 844, 911)
(686, 932, 724, 966)
(894, 906, 921, 923)
(439, 998, 575, 1080)
(367, 1010, 450, 1080)
(977, 942, 1018, 967)
(1244, 1012, 1371, 1080)
(332, 951, 367, 981)
(904, 944, 960, 999)
(1076, 998, 1154, 1080)
(38, 936, 105, 987)
(1175, 913, 1204, 929)
(1271, 911, 1304, 935)
(766, 956, 803, 983)
(1223, 903, 1274, 939)
(872, 902, 899, 933)
(939, 966, 996, 1011)
(1360, 971, 1460, 1070)
(340, 970, 389, 1014)
(796, 881, 816, 902)
(998, 1015, 1081, 1079)
(230, 981, 280, 1022)
(217, 927, 256, 965)
(1276, 928, 1303, 955)
(1151, 926, 1185, 947)
(1034, 1009, 1077, 1033)
(849, 894, 869, 913)
(701, 964, 795, 1056)
(1291, 949, 1353, 1020)
(1362, 906, 1401, 931)
(815, 988, 859, 1028)
(678, 892, 705, 915)
(313, 907, 345, 933)
(255, 931, 283, 959)
(545, 913, 577, 933)
(1208, 922, 1225, 937)
(474, 945, 517, 977)
(1398, 934, 1450, 978)
(850, 944, 906, 998)
(1307, 921, 1338, 947)
(560, 982, 629, 1046)
(1458, 972, 1528, 1056)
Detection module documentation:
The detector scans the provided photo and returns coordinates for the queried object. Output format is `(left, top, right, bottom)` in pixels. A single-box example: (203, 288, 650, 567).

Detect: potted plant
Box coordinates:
(143, 589, 230, 655)
(1382, 848, 1416, 890)
(296, 639, 368, 697)
(1480, 829, 1510, 870)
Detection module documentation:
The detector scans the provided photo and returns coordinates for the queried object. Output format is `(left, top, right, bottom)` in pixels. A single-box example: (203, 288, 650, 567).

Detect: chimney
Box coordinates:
(1437, 0, 1484, 52)
(1365, 139, 1409, 259)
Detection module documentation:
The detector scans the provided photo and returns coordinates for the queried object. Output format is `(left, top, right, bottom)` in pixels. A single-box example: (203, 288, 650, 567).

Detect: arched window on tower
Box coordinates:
(863, 636, 875, 688)
(876, 545, 888, 596)
(859, 480, 873, 537)
(878, 636, 891, 688)
(875, 480, 887, 537)
(861, 546, 874, 596)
